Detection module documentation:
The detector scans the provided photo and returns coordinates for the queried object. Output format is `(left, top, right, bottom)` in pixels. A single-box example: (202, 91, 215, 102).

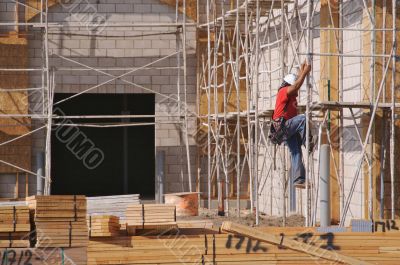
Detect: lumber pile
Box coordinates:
(0, 247, 87, 265)
(88, 215, 121, 237)
(0, 206, 30, 232)
(87, 222, 400, 265)
(27, 195, 88, 248)
(0, 206, 30, 248)
(125, 204, 177, 231)
(87, 194, 140, 223)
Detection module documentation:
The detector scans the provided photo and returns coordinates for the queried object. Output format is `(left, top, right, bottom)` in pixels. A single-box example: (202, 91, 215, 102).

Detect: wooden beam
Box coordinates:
(221, 221, 374, 265)
(320, 0, 340, 224)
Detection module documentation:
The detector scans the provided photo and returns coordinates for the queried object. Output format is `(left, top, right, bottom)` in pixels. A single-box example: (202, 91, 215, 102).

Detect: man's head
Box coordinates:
(283, 73, 297, 85)
(279, 73, 297, 90)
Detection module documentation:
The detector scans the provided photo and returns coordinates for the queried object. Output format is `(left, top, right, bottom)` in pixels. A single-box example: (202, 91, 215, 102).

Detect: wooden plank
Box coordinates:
(125, 204, 177, 232)
(221, 222, 373, 265)
(88, 215, 121, 237)
(320, 0, 340, 224)
(0, 248, 86, 265)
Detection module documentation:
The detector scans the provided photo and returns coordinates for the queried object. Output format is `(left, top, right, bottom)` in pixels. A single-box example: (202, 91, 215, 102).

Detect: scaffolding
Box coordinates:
(198, 0, 399, 226)
(0, 0, 194, 197)
(0, 0, 398, 227)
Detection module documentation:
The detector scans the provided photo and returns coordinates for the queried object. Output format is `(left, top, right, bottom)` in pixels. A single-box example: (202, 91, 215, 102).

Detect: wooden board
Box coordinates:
(28, 195, 87, 222)
(125, 204, 177, 231)
(88, 215, 121, 237)
(0, 248, 86, 265)
(320, 0, 340, 224)
(24, 0, 58, 21)
(86, 228, 400, 265)
(0, 206, 30, 233)
(221, 222, 373, 265)
(35, 221, 88, 248)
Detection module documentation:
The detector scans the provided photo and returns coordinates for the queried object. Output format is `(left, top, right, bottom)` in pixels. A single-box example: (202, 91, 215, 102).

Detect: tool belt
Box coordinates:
(268, 117, 287, 145)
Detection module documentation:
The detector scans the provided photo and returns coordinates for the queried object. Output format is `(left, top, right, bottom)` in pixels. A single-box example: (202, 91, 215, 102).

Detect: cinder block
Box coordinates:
(160, 137, 179, 146)
(167, 182, 184, 193)
(116, 40, 133, 49)
(152, 76, 169, 85)
(151, 40, 169, 49)
(116, 4, 134, 13)
(143, 49, 160, 57)
(124, 49, 143, 57)
(134, 4, 151, 13)
(80, 76, 98, 85)
(156, 129, 169, 138)
(97, 40, 116, 49)
(107, 49, 125, 57)
(134, 40, 152, 49)
(134, 75, 151, 84)
(151, 4, 170, 13)
(98, 4, 116, 13)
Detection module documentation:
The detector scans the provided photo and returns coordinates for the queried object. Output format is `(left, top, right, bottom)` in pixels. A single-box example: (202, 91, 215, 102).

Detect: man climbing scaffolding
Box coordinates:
(269, 61, 313, 189)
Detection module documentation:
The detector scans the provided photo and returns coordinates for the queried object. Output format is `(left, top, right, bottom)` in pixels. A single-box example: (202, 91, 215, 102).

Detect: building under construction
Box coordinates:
(0, 1, 399, 262)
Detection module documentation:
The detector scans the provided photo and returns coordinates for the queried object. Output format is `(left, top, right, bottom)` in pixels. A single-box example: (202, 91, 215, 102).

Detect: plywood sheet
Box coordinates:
(160, 0, 197, 21)
(25, 0, 57, 22)
(0, 36, 31, 173)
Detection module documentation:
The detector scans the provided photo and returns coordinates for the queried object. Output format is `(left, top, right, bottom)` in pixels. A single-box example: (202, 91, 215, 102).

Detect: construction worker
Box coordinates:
(269, 61, 313, 188)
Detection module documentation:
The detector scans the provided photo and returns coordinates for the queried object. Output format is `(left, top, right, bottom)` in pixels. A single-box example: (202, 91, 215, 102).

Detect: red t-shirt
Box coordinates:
(272, 87, 298, 120)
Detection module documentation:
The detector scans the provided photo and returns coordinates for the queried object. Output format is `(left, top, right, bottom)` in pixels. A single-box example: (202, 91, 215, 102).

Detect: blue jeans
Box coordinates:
(284, 114, 306, 181)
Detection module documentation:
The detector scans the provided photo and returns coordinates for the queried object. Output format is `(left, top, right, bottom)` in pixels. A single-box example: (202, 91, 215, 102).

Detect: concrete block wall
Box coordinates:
(0, 0, 198, 198)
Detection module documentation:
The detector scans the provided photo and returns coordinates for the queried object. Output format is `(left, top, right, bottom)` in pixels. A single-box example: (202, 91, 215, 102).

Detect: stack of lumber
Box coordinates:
(125, 204, 176, 231)
(0, 206, 30, 232)
(88, 215, 121, 237)
(27, 195, 88, 248)
(0, 206, 30, 247)
(87, 221, 400, 265)
(87, 194, 140, 222)
(0, 247, 87, 265)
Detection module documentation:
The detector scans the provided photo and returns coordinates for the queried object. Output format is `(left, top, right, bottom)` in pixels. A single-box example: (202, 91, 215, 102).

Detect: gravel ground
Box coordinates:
(177, 208, 305, 228)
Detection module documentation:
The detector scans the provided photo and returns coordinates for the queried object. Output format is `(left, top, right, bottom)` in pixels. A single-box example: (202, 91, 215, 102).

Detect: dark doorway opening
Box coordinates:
(51, 93, 155, 199)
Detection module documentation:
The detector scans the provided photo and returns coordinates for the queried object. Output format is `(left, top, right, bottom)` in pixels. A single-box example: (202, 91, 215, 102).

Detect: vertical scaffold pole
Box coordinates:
(390, 0, 397, 220)
(236, 0, 241, 217)
(305, 0, 313, 226)
(206, 0, 212, 209)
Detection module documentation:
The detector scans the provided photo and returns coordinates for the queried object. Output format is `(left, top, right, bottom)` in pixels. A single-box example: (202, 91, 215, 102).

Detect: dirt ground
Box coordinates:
(178, 208, 305, 227)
